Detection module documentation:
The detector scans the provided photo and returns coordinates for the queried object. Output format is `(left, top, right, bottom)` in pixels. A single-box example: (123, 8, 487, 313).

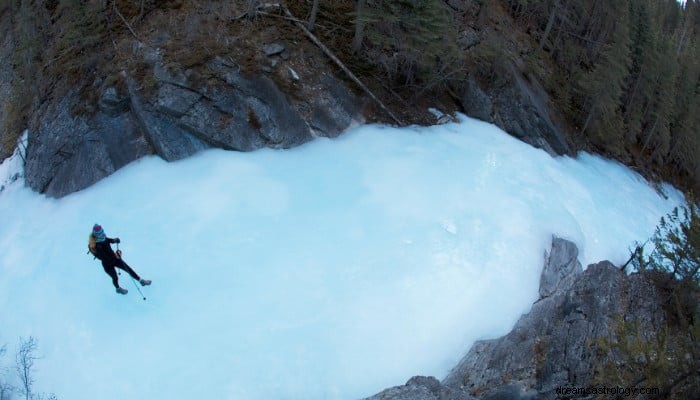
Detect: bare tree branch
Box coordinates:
(113, 0, 143, 43)
(16, 337, 38, 400)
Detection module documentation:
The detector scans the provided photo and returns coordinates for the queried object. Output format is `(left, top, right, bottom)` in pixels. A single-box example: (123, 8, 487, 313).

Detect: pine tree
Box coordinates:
(639, 36, 676, 165)
(577, 0, 631, 154)
(503, 0, 700, 190)
(622, 0, 657, 146)
(355, 0, 463, 94)
(668, 1, 700, 186)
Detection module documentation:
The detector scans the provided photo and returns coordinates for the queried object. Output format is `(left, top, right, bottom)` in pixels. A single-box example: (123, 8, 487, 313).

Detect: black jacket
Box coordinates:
(95, 237, 120, 264)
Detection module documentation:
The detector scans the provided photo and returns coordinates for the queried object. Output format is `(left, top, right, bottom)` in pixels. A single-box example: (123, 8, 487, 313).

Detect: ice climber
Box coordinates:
(89, 224, 151, 295)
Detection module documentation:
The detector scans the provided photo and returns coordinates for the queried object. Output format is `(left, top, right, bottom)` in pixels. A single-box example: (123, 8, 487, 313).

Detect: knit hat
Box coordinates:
(92, 224, 106, 242)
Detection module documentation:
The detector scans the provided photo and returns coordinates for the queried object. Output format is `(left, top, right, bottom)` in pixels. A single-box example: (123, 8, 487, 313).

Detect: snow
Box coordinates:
(0, 116, 684, 399)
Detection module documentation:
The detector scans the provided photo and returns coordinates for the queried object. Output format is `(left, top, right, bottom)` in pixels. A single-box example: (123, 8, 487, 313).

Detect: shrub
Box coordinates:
(593, 203, 700, 398)
(633, 204, 700, 285)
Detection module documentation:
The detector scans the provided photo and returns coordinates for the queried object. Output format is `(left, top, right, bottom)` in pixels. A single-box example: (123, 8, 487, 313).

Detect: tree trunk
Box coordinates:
(539, 0, 559, 51)
(352, 0, 365, 53)
(307, 0, 320, 32)
(281, 5, 403, 125)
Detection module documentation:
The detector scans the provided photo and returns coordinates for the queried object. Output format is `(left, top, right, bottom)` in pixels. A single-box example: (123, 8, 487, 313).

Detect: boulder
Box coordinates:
(263, 43, 286, 57)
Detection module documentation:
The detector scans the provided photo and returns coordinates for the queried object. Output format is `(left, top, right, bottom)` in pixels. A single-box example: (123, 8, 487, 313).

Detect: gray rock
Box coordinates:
(156, 83, 202, 117)
(460, 65, 571, 156)
(140, 46, 163, 66)
(25, 95, 152, 197)
(441, 239, 664, 400)
(362, 376, 473, 400)
(179, 95, 264, 151)
(495, 66, 571, 156)
(460, 79, 493, 122)
(23, 53, 361, 197)
(458, 28, 481, 50)
(263, 43, 285, 56)
(208, 59, 313, 149)
(482, 385, 536, 400)
(137, 107, 210, 161)
(127, 77, 210, 161)
(310, 74, 365, 138)
(153, 62, 188, 86)
(538, 237, 582, 298)
(99, 86, 130, 116)
(90, 111, 152, 170)
(366, 238, 670, 400)
(288, 67, 300, 81)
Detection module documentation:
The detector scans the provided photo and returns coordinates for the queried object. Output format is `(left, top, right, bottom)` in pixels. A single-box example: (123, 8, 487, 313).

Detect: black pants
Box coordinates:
(102, 259, 140, 288)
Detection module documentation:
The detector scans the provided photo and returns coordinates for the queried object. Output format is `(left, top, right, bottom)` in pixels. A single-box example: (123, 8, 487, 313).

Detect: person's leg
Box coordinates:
(102, 263, 120, 289)
(115, 259, 141, 281)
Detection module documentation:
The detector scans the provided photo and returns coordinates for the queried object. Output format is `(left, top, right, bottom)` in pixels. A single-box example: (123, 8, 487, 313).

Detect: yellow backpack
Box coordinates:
(88, 234, 98, 258)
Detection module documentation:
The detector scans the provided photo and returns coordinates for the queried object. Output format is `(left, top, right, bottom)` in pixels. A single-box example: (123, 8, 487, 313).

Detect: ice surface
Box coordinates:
(0, 117, 684, 399)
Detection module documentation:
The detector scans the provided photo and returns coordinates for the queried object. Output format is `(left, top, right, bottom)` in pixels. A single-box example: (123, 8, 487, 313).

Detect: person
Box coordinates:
(91, 224, 151, 295)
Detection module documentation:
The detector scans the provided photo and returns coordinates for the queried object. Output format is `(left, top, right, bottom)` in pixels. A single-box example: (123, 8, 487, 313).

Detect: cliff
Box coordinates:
(363, 237, 699, 400)
(1, 1, 576, 198)
(4, 1, 699, 196)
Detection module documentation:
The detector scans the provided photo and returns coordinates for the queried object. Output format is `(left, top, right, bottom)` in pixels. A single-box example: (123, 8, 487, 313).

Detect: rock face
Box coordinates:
(0, 15, 14, 158)
(24, 48, 365, 197)
(364, 237, 667, 400)
(538, 237, 582, 298)
(16, 12, 571, 198)
(362, 376, 471, 400)
(459, 67, 572, 157)
(25, 95, 154, 196)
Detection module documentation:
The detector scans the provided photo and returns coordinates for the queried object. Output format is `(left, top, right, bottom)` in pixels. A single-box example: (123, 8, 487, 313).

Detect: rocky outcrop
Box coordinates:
(537, 238, 582, 298)
(364, 237, 668, 400)
(25, 94, 154, 196)
(15, 0, 574, 198)
(24, 45, 364, 197)
(459, 66, 572, 157)
(0, 14, 14, 159)
(363, 376, 470, 400)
